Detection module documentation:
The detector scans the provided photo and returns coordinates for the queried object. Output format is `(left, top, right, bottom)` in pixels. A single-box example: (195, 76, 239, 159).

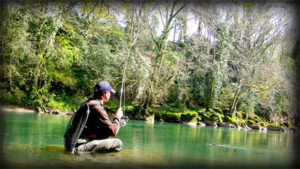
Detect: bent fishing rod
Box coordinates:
(119, 23, 138, 126)
(119, 46, 132, 127)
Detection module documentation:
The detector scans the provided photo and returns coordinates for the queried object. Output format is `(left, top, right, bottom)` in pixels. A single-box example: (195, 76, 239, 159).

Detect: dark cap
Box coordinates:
(94, 81, 116, 94)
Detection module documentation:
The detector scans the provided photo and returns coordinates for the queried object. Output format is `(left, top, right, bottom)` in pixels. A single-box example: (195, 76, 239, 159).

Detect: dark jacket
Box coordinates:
(80, 98, 121, 140)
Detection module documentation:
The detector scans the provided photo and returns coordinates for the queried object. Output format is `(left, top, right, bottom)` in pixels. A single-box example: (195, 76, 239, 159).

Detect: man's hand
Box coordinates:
(115, 107, 123, 119)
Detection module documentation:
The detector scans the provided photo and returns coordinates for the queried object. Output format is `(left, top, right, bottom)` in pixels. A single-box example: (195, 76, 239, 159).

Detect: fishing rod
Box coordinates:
(119, 47, 131, 127)
(119, 20, 138, 126)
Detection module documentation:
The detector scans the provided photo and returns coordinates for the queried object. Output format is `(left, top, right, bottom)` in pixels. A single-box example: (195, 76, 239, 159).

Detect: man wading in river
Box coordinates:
(64, 81, 123, 153)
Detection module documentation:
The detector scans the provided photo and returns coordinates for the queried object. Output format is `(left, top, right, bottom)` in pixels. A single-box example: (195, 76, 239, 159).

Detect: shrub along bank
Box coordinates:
(103, 100, 294, 132)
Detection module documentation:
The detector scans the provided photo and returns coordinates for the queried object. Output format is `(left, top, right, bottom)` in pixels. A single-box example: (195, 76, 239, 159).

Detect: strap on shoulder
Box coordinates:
(89, 103, 101, 107)
(89, 99, 102, 107)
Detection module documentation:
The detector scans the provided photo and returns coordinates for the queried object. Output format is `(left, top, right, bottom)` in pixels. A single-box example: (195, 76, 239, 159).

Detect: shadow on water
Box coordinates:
(3, 143, 172, 169)
(44, 144, 168, 166)
(208, 143, 248, 150)
(1, 112, 296, 169)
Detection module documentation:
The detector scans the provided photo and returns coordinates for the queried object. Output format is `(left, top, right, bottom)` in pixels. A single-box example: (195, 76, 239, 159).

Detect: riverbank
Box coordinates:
(0, 105, 35, 113)
(1, 103, 296, 133)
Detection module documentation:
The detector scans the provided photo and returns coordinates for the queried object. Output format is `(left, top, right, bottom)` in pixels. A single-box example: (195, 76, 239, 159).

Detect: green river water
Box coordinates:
(0, 112, 296, 169)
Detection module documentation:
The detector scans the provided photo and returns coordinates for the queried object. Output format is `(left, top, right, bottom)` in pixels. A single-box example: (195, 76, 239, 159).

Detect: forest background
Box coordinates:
(1, 0, 299, 130)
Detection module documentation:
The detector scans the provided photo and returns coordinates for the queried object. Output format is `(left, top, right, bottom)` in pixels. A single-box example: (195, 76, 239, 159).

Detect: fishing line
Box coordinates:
(119, 48, 131, 127)
(119, 21, 138, 126)
(119, 54, 130, 110)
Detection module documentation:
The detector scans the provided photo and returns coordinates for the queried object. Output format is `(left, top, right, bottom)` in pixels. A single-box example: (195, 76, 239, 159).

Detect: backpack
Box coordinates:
(64, 102, 91, 153)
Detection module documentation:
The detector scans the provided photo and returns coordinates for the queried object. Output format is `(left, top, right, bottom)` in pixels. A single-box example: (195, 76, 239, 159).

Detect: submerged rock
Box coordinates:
(236, 125, 242, 130)
(185, 122, 197, 127)
(145, 116, 154, 123)
(251, 125, 260, 130)
(197, 122, 206, 127)
(218, 122, 236, 128)
(52, 109, 60, 114)
(37, 107, 45, 113)
(267, 125, 284, 132)
(208, 143, 248, 150)
(252, 125, 261, 130)
(252, 125, 267, 131)
(261, 126, 267, 131)
(204, 120, 218, 127)
(241, 123, 252, 130)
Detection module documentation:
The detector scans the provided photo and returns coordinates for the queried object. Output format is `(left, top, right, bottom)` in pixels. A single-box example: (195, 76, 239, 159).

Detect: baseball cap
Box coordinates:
(94, 81, 116, 94)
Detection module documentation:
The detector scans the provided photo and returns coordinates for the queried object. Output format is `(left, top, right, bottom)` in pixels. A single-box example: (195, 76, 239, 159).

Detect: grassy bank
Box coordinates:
(1, 91, 84, 113)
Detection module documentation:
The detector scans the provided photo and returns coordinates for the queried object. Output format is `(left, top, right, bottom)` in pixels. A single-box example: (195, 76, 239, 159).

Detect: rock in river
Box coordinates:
(267, 125, 284, 132)
(185, 122, 197, 127)
(204, 120, 218, 127)
(218, 122, 236, 128)
(52, 109, 61, 114)
(197, 122, 206, 127)
(251, 125, 267, 131)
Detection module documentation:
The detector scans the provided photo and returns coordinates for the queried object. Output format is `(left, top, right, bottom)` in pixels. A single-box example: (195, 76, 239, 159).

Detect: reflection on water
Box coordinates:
(1, 112, 295, 168)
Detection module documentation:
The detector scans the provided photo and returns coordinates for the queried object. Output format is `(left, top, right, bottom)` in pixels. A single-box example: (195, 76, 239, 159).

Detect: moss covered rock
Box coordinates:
(204, 120, 218, 126)
(224, 116, 243, 126)
(218, 122, 236, 128)
(180, 110, 198, 122)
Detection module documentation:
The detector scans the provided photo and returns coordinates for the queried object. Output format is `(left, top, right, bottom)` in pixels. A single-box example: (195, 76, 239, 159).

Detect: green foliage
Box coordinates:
(104, 100, 139, 114)
(162, 112, 181, 123)
(198, 111, 211, 121)
(197, 107, 206, 113)
(46, 94, 83, 112)
(217, 86, 235, 109)
(103, 100, 119, 113)
(0, 1, 295, 128)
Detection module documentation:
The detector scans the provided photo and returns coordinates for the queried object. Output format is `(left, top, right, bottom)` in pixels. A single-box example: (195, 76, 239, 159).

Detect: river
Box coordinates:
(0, 112, 296, 169)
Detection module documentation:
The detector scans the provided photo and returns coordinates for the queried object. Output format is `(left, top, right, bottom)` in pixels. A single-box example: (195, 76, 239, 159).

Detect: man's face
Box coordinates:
(104, 91, 111, 102)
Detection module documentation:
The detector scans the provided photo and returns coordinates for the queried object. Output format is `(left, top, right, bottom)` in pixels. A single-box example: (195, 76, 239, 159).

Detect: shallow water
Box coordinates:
(0, 112, 296, 168)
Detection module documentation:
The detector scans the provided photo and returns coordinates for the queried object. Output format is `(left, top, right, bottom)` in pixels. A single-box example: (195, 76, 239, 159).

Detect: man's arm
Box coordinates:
(94, 105, 121, 137)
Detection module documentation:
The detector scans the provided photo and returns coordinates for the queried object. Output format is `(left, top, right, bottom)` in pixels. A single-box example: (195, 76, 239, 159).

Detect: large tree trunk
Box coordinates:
(230, 81, 244, 117)
(143, 1, 186, 119)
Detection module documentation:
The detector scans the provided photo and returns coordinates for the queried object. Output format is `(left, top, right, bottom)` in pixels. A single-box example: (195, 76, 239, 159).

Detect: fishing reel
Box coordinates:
(120, 119, 126, 127)
(120, 116, 129, 127)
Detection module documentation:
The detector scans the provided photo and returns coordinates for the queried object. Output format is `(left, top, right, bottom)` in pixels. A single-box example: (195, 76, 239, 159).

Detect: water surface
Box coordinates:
(1, 112, 295, 168)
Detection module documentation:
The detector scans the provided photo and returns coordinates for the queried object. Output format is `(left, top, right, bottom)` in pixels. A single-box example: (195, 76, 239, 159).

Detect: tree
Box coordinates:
(225, 3, 284, 117)
(141, 0, 186, 120)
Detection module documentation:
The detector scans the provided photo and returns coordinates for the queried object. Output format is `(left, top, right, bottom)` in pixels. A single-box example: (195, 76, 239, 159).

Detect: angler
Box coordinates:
(64, 81, 123, 153)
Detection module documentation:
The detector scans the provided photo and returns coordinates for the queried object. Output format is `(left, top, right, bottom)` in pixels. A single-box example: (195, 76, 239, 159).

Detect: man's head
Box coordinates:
(94, 81, 116, 102)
